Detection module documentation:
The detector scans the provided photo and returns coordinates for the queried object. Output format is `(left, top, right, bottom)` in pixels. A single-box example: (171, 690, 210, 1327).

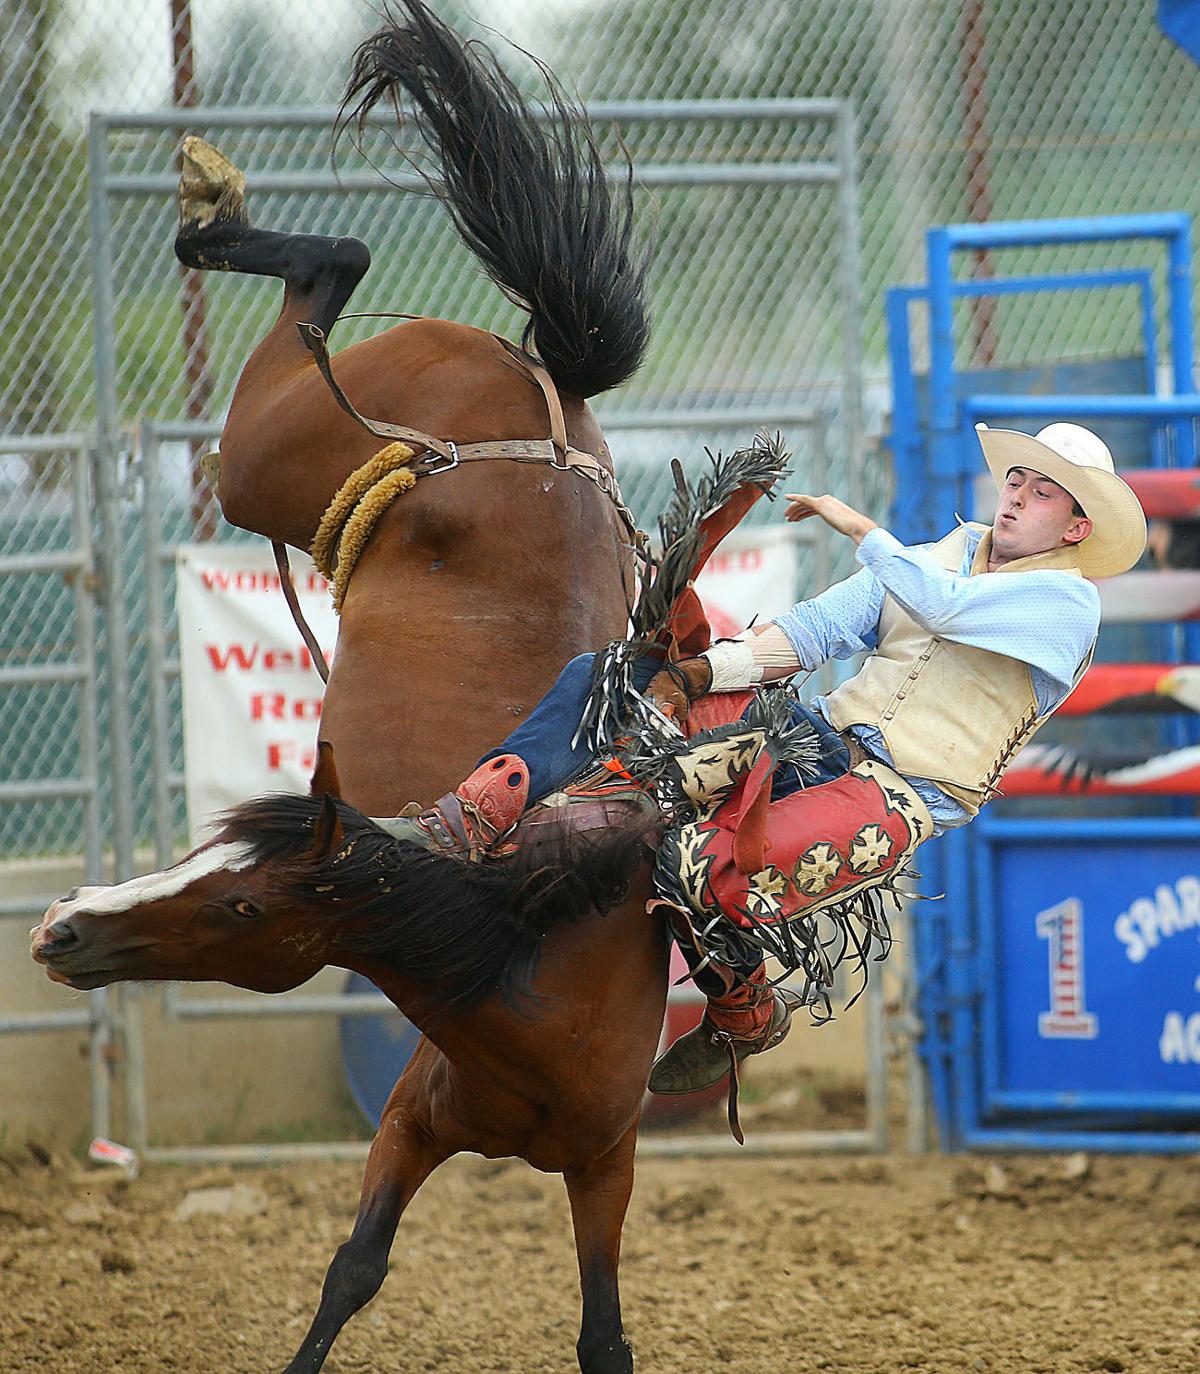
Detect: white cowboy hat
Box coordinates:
(975, 422, 1148, 579)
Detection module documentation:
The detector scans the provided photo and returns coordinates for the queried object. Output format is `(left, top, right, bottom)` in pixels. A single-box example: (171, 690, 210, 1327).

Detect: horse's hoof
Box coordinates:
(178, 135, 248, 232)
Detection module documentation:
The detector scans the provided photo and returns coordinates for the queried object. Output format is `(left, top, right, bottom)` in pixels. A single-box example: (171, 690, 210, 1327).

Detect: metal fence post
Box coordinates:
(87, 113, 136, 885)
(88, 113, 139, 1143)
(139, 424, 179, 869)
(0, 436, 113, 1139)
(836, 100, 866, 516)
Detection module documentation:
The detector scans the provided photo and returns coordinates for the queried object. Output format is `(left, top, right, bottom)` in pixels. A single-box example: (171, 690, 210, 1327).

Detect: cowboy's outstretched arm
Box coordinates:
(790, 491, 1097, 684)
(645, 523, 886, 717)
(784, 492, 878, 543)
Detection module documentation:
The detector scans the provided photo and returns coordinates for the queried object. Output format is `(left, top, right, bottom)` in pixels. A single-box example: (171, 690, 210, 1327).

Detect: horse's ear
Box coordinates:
(310, 740, 342, 799)
(310, 792, 344, 859)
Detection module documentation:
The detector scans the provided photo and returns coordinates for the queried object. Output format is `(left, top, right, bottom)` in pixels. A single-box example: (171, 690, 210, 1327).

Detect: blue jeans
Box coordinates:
(480, 652, 663, 802)
(770, 699, 853, 799)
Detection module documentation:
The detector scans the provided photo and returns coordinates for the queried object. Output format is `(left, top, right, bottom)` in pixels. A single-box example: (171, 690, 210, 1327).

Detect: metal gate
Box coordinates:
(0, 434, 114, 1138)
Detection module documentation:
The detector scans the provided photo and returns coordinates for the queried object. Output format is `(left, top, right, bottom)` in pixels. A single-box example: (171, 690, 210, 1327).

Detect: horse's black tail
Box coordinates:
(340, 0, 651, 398)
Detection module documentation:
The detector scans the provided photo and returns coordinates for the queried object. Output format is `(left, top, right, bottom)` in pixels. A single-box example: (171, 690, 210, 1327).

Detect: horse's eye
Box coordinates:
(230, 899, 263, 920)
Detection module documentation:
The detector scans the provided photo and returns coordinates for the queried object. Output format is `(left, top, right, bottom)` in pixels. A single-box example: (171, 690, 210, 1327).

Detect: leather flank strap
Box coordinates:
(297, 322, 458, 464)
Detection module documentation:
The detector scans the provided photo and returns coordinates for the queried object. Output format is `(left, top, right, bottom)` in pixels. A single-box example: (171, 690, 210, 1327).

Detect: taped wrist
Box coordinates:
(701, 625, 803, 692)
(701, 639, 761, 691)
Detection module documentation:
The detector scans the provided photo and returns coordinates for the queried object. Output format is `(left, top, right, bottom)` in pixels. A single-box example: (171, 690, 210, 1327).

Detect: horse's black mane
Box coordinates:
(213, 793, 652, 1013)
(340, 0, 652, 398)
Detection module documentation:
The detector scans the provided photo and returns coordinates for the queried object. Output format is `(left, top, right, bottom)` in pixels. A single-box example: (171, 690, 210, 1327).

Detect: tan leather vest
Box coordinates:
(823, 524, 1093, 817)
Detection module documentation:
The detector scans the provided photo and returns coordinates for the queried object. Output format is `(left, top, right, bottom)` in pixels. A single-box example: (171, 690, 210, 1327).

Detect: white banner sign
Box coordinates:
(173, 526, 800, 843)
(175, 543, 336, 843)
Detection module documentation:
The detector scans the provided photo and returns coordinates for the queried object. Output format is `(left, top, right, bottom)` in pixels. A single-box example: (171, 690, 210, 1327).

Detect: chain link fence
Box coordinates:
(4, 0, 1200, 865)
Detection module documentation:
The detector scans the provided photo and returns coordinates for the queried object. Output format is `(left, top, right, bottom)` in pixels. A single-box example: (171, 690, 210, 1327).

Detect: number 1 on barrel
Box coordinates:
(1035, 897, 1098, 1039)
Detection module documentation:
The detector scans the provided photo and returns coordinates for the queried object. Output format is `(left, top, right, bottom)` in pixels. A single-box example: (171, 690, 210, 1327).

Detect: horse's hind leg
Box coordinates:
(175, 137, 369, 334)
(281, 1077, 449, 1374)
(564, 1125, 638, 1374)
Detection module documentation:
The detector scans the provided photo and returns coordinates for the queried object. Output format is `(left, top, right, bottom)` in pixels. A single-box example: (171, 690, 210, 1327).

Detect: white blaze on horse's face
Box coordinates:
(34, 841, 258, 937)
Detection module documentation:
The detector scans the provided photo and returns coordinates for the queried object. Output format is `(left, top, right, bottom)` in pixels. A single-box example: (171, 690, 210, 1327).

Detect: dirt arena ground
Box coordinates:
(2, 1103, 1199, 1374)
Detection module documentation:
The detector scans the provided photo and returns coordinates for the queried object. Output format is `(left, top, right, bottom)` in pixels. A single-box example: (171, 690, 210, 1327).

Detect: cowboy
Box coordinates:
(646, 422, 1148, 1097)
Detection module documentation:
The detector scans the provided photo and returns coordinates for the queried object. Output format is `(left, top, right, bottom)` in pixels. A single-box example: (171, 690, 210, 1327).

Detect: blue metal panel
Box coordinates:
(974, 822, 1200, 1121)
(1167, 217, 1198, 467)
(989, 1089, 1200, 1113)
(964, 393, 1200, 419)
(925, 229, 960, 541)
(942, 213, 1192, 250)
(911, 834, 955, 1146)
(945, 827, 981, 1144)
(938, 213, 1195, 461)
(884, 269, 1162, 539)
(884, 287, 924, 545)
(953, 270, 1154, 297)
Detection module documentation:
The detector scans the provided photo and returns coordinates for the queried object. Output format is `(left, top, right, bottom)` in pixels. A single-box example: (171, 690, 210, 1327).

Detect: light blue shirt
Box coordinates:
(775, 525, 1101, 832)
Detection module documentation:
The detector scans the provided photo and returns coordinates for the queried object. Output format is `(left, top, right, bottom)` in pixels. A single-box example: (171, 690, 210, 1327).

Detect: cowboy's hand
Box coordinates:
(646, 658, 713, 724)
(784, 493, 877, 544)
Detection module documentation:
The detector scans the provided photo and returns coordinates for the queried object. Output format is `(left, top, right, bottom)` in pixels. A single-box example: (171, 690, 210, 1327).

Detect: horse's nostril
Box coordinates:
(44, 918, 80, 949)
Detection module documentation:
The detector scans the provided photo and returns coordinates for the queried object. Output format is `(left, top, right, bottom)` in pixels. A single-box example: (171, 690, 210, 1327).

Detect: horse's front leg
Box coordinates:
(564, 1124, 639, 1374)
(282, 1061, 449, 1374)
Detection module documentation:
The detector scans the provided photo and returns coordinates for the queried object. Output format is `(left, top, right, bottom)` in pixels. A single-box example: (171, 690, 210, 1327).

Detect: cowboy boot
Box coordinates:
(648, 968, 804, 1095)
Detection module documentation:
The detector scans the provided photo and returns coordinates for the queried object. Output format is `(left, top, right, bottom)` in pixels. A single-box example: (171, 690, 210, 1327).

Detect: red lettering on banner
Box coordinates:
(266, 739, 319, 772)
(267, 740, 293, 769)
(207, 643, 259, 671)
(705, 548, 764, 576)
(200, 570, 279, 593)
(200, 568, 330, 594)
(252, 693, 324, 721)
(206, 643, 330, 672)
(251, 693, 288, 721)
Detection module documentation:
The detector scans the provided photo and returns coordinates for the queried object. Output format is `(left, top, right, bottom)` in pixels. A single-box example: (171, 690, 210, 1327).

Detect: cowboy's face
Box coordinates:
(991, 466, 1092, 563)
